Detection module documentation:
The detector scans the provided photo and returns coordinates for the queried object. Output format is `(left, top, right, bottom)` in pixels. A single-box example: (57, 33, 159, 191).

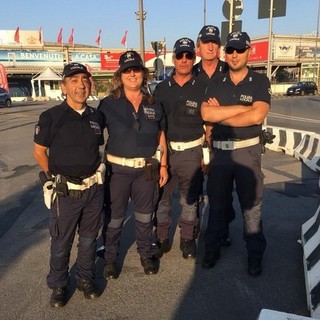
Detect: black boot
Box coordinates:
(155, 238, 171, 258)
(104, 261, 118, 280)
(77, 279, 100, 299)
(202, 250, 220, 269)
(248, 257, 262, 277)
(140, 256, 159, 275)
(49, 287, 68, 307)
(180, 238, 196, 259)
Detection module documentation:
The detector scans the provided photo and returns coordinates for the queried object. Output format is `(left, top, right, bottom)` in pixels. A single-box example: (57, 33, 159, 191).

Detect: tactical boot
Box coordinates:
(77, 279, 99, 299)
(104, 261, 118, 280)
(49, 286, 67, 307)
(155, 238, 171, 258)
(180, 238, 196, 259)
(140, 256, 159, 275)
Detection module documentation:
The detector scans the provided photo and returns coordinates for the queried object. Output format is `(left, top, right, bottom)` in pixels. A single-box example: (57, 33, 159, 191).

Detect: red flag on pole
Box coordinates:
(39, 27, 42, 44)
(95, 29, 102, 46)
(0, 64, 9, 92)
(68, 28, 74, 45)
(121, 30, 128, 46)
(57, 28, 63, 45)
(14, 27, 20, 43)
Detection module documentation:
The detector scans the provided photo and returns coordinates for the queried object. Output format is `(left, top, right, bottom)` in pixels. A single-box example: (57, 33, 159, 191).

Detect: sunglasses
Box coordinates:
(122, 67, 143, 74)
(175, 52, 195, 60)
(225, 47, 248, 55)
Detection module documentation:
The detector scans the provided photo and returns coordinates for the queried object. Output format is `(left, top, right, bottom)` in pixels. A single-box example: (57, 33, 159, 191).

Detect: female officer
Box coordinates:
(98, 51, 168, 278)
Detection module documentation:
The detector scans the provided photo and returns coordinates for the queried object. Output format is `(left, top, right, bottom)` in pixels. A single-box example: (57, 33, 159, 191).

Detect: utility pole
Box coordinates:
(266, 0, 274, 81)
(135, 0, 146, 64)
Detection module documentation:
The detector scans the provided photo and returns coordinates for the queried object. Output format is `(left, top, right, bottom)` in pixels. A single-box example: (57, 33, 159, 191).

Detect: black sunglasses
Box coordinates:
(225, 47, 248, 55)
(122, 66, 143, 74)
(175, 52, 195, 60)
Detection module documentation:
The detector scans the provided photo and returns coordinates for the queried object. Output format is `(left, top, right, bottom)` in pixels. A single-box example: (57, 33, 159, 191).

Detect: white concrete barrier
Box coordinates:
(257, 309, 318, 319)
(264, 126, 315, 156)
(294, 134, 320, 173)
(301, 202, 320, 319)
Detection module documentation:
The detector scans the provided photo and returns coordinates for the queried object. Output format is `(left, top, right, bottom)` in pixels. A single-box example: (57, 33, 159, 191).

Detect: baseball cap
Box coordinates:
(62, 62, 91, 79)
(197, 25, 221, 44)
(118, 50, 144, 73)
(173, 38, 195, 55)
(225, 31, 251, 50)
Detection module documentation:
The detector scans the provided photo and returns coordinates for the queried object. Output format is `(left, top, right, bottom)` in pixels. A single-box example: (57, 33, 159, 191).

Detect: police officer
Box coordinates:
(194, 25, 235, 247)
(201, 32, 270, 276)
(33, 63, 105, 307)
(98, 51, 168, 279)
(154, 38, 207, 260)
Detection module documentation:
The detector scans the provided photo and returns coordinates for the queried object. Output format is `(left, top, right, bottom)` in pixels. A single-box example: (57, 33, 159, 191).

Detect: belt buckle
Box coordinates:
(134, 159, 144, 168)
(221, 141, 234, 150)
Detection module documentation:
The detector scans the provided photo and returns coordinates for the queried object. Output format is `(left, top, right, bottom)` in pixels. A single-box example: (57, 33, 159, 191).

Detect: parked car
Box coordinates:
(286, 81, 318, 96)
(0, 88, 12, 107)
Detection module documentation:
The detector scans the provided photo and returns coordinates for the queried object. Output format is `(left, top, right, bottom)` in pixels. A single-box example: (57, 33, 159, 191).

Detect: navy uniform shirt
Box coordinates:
(205, 68, 271, 140)
(193, 59, 229, 84)
(153, 76, 205, 142)
(98, 91, 165, 158)
(34, 101, 105, 178)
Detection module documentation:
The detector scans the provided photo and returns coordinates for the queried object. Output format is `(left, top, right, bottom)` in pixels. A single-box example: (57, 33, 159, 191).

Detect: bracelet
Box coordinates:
(160, 165, 168, 168)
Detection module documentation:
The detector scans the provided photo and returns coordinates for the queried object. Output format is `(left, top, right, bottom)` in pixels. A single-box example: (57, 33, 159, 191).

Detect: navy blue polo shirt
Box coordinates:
(153, 76, 205, 142)
(205, 68, 271, 140)
(34, 102, 105, 178)
(193, 59, 229, 83)
(98, 92, 165, 158)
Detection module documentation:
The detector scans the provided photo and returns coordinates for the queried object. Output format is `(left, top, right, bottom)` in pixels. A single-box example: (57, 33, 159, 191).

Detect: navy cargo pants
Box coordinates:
(104, 164, 158, 263)
(155, 145, 203, 240)
(47, 183, 104, 289)
(205, 143, 267, 258)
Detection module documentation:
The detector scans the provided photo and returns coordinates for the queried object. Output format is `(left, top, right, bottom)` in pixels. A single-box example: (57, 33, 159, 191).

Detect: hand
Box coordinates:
(159, 167, 169, 187)
(207, 97, 219, 106)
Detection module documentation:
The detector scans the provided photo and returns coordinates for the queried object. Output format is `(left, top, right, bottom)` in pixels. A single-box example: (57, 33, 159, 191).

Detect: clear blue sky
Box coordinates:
(4, 0, 320, 50)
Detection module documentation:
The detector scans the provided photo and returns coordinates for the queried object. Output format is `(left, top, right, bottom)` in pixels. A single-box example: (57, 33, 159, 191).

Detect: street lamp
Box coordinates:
(135, 0, 146, 64)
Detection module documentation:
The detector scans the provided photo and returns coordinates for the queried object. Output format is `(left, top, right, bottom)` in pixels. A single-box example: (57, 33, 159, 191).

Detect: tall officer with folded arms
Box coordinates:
(98, 51, 168, 279)
(201, 32, 271, 276)
(154, 38, 207, 260)
(33, 63, 105, 307)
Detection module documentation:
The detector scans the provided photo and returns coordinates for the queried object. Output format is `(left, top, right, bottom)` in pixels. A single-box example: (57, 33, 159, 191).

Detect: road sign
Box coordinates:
(222, 0, 243, 20)
(258, 0, 286, 19)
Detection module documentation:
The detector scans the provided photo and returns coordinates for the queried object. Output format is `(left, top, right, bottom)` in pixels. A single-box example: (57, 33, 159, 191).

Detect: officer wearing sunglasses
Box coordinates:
(201, 32, 271, 277)
(98, 51, 168, 279)
(153, 38, 209, 261)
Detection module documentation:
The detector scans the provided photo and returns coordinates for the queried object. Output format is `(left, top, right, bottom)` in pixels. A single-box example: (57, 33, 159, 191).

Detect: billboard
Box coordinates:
(0, 30, 42, 47)
(0, 50, 64, 67)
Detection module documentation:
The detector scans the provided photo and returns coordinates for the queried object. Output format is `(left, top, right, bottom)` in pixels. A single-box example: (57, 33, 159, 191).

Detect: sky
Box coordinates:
(3, 0, 320, 50)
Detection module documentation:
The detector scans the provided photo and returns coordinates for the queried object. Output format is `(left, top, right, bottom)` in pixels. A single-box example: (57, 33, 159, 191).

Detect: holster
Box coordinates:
(55, 174, 69, 197)
(144, 158, 160, 182)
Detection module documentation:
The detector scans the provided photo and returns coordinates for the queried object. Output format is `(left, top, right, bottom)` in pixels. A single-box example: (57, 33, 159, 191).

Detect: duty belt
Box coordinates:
(106, 154, 146, 168)
(170, 136, 204, 151)
(212, 136, 260, 150)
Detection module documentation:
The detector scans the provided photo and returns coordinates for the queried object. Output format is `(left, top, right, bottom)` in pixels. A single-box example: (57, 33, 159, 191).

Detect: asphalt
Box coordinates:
(0, 150, 319, 320)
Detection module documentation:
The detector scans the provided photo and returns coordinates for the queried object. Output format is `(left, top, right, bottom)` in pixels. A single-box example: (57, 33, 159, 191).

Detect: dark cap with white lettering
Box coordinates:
(62, 62, 91, 79)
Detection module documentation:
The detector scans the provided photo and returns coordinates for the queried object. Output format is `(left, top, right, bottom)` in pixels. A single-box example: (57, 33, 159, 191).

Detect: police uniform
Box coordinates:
(154, 75, 205, 243)
(34, 101, 105, 289)
(204, 68, 270, 262)
(98, 90, 165, 263)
